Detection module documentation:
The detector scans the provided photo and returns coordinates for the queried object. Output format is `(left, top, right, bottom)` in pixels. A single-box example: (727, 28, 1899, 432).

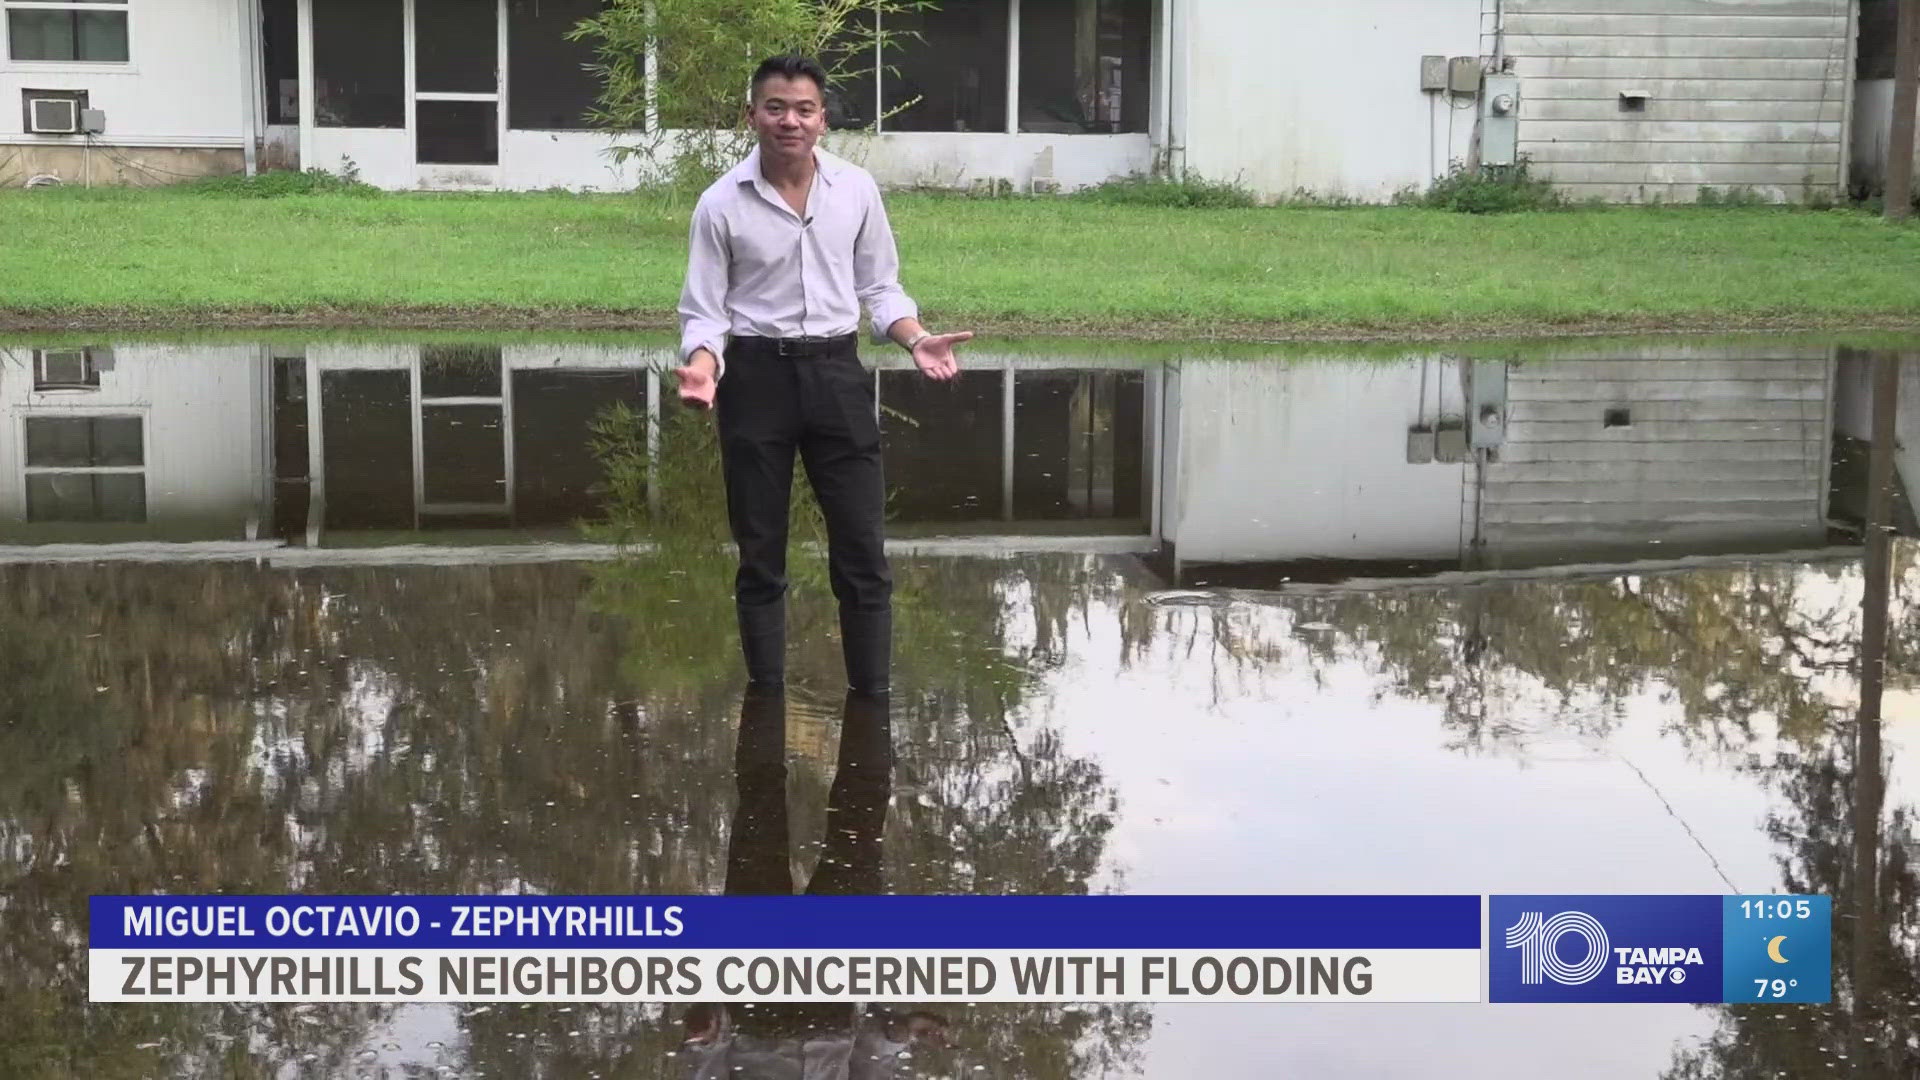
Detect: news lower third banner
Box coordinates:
(90, 895, 1478, 1003)
(86, 894, 1829, 1005)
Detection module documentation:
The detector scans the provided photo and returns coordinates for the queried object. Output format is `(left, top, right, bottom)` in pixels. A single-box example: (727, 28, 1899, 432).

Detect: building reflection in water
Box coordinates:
(0, 341, 1153, 546)
(10, 340, 1910, 586)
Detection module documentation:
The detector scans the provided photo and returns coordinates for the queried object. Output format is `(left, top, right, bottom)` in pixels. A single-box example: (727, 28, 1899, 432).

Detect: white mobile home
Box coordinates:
(0, 0, 1904, 201)
(1155, 349, 1837, 572)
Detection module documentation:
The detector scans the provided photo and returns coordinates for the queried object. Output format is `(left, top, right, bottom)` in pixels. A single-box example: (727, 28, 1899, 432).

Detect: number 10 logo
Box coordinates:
(1504, 911, 1611, 985)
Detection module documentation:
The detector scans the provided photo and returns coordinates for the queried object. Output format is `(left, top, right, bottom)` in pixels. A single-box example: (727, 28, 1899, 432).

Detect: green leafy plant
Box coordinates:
(583, 395, 834, 696)
(1071, 171, 1258, 209)
(1695, 184, 1772, 208)
(171, 166, 379, 198)
(1407, 158, 1564, 214)
(568, 0, 933, 190)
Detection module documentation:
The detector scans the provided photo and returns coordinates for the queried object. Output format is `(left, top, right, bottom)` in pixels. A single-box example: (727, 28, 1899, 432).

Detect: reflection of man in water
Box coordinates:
(675, 688, 946, 1079)
(675, 54, 972, 698)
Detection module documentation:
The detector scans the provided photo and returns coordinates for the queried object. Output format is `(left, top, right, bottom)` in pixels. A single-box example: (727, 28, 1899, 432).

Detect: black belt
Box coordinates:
(728, 333, 858, 359)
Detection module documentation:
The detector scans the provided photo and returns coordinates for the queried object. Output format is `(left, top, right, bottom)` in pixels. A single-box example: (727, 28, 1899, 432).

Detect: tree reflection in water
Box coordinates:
(0, 398, 1141, 1077)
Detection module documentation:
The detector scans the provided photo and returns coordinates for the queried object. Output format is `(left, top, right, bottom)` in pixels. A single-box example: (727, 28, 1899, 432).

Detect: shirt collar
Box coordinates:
(735, 145, 844, 189)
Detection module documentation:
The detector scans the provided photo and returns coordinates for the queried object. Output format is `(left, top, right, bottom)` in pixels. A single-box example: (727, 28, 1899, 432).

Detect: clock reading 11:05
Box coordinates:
(1739, 899, 1814, 920)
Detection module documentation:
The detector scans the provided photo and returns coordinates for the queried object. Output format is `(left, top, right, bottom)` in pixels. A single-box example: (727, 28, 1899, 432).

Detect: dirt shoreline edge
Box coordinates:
(5, 307, 1920, 344)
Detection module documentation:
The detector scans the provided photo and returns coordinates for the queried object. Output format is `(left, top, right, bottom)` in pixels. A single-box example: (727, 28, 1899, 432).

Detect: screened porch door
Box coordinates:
(410, 0, 504, 187)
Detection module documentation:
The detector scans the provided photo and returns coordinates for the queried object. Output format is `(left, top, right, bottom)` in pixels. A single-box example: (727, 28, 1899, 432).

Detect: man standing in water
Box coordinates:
(676, 55, 971, 697)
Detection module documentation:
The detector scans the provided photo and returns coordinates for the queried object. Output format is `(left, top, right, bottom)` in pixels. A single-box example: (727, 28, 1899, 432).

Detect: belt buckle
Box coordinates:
(778, 336, 822, 358)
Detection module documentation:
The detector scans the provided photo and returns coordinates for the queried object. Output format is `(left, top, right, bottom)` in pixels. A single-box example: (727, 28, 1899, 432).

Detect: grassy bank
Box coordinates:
(4, 184, 1920, 338)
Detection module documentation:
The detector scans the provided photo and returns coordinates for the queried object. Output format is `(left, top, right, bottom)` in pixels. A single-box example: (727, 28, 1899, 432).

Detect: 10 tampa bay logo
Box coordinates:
(1504, 910, 1704, 986)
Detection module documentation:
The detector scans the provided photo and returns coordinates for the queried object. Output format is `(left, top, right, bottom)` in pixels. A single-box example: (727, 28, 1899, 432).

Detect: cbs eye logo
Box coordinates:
(1504, 911, 1609, 986)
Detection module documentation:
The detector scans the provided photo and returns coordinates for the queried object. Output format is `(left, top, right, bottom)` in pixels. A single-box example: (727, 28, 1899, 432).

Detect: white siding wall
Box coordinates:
(1498, 0, 1853, 203)
(0, 0, 247, 146)
(1180, 0, 1482, 201)
(499, 129, 642, 192)
(826, 132, 1151, 195)
(0, 343, 266, 533)
(1483, 353, 1833, 562)
(491, 130, 1150, 193)
(312, 118, 1148, 194)
(1169, 360, 1470, 563)
(311, 126, 412, 189)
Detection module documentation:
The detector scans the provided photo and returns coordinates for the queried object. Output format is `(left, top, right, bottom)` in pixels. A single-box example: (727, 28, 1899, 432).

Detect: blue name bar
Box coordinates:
(89, 895, 1483, 951)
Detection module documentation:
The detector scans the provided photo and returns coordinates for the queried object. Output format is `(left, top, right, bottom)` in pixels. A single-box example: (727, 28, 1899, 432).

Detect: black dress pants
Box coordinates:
(714, 687, 892, 1041)
(716, 339, 891, 612)
(724, 688, 893, 897)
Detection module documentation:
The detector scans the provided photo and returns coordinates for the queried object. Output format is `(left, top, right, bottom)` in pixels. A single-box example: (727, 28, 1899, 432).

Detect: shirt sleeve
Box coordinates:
(678, 195, 731, 379)
(852, 176, 919, 345)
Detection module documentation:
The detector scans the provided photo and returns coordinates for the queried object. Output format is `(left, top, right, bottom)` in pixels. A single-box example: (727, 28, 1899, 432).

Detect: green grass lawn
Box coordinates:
(6, 185, 1920, 339)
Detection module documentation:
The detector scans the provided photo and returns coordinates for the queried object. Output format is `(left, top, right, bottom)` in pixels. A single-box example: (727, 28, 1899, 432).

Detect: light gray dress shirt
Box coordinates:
(678, 147, 920, 379)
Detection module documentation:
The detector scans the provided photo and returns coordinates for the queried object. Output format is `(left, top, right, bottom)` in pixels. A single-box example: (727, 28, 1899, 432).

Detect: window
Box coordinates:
(261, 0, 299, 123)
(321, 370, 413, 529)
(879, 370, 1003, 522)
(313, 0, 403, 127)
(419, 345, 508, 516)
(31, 346, 101, 391)
(1859, 0, 1894, 80)
(507, 0, 604, 130)
(884, 0, 1008, 133)
(421, 343, 502, 398)
(824, 8, 878, 131)
(271, 356, 310, 540)
(5, 0, 128, 63)
(23, 415, 145, 522)
(417, 99, 498, 164)
(824, 0, 1153, 135)
(1013, 369, 1144, 522)
(1019, 0, 1151, 134)
(510, 368, 649, 524)
(416, 0, 497, 95)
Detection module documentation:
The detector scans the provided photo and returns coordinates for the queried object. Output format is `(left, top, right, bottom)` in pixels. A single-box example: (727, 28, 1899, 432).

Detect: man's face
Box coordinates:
(749, 73, 827, 163)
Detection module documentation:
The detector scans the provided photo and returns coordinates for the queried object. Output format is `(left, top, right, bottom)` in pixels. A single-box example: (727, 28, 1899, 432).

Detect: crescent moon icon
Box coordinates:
(1766, 935, 1789, 964)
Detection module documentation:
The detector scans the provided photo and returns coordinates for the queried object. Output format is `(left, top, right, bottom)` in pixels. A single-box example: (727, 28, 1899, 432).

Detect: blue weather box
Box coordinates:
(1722, 895, 1830, 1005)
(1488, 895, 1831, 1004)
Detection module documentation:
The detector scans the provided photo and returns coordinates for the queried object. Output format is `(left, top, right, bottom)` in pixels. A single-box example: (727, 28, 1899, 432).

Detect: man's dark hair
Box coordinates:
(751, 54, 829, 102)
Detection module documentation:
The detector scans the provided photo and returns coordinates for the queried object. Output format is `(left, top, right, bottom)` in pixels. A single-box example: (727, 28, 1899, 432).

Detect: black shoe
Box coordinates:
(726, 687, 792, 895)
(839, 607, 891, 698)
(736, 598, 786, 688)
(808, 691, 892, 896)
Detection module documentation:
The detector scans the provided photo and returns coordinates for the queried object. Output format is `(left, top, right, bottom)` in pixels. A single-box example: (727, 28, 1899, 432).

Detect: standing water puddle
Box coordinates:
(0, 335, 1915, 1077)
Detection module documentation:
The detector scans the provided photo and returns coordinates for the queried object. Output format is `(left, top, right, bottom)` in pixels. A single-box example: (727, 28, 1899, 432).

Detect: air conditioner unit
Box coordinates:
(26, 96, 79, 135)
(34, 348, 99, 391)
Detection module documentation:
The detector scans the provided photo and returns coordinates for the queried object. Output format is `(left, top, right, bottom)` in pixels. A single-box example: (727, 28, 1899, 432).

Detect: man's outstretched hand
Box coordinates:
(676, 352, 718, 409)
(911, 331, 973, 381)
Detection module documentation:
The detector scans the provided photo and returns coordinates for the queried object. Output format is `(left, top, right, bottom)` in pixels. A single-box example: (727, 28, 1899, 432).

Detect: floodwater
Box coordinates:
(0, 336, 1916, 1078)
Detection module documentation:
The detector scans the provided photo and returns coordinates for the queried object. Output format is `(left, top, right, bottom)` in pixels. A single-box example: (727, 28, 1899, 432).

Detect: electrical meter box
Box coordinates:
(1467, 361, 1509, 450)
(1479, 72, 1520, 166)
